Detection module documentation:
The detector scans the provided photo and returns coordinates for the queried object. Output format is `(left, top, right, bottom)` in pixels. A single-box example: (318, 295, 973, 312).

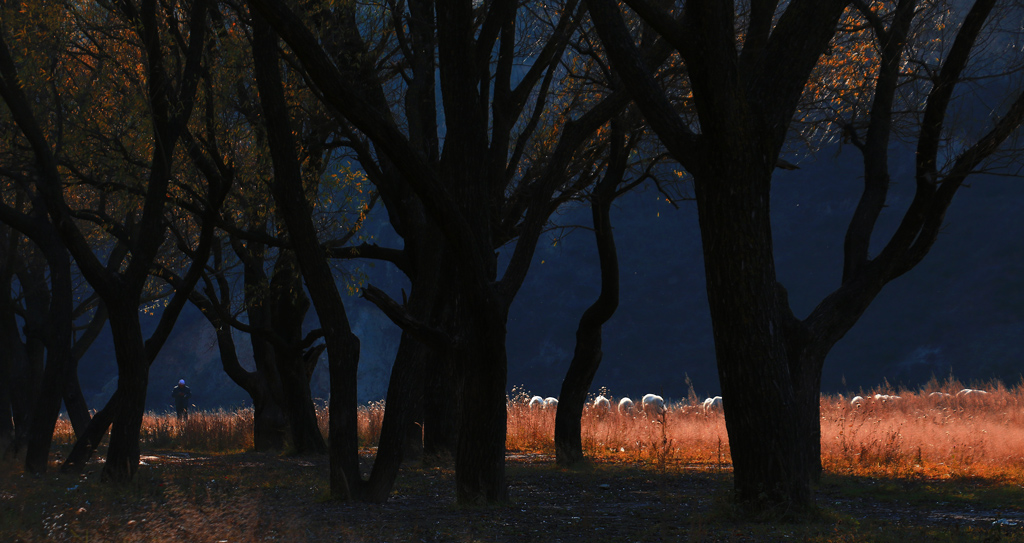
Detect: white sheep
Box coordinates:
(642, 394, 666, 416)
(850, 395, 864, 407)
(957, 388, 988, 397)
(873, 393, 902, 402)
(592, 395, 611, 412)
(528, 396, 544, 409)
(617, 397, 634, 414)
(543, 397, 559, 409)
(702, 396, 723, 414)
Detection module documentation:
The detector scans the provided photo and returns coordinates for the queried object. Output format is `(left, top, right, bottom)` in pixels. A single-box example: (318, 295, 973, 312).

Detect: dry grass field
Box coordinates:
(4, 378, 1023, 542)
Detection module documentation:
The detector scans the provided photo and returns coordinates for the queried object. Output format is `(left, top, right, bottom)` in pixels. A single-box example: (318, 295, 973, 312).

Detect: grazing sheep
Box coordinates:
(702, 396, 723, 414)
(957, 388, 988, 397)
(617, 397, 634, 414)
(642, 394, 666, 416)
(528, 396, 545, 409)
(592, 395, 612, 412)
(873, 393, 902, 402)
(850, 395, 864, 407)
(543, 397, 559, 409)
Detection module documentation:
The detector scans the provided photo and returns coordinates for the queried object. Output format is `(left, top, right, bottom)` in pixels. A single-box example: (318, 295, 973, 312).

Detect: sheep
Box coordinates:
(642, 394, 666, 416)
(528, 396, 545, 409)
(957, 388, 988, 397)
(873, 393, 902, 402)
(850, 395, 864, 407)
(543, 397, 559, 409)
(702, 396, 723, 414)
(617, 397, 634, 414)
(592, 395, 611, 412)
(929, 391, 952, 399)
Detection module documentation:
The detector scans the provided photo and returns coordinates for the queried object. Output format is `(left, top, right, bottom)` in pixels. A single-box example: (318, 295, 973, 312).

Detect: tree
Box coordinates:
(0, 202, 107, 471)
(244, 0, 679, 503)
(0, 0, 229, 481)
(587, 0, 1024, 512)
(157, 7, 354, 453)
(552, 115, 670, 465)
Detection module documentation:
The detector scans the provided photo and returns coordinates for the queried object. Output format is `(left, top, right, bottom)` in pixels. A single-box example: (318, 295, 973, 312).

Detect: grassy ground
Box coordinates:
(2, 451, 1023, 542)
(2, 378, 1023, 542)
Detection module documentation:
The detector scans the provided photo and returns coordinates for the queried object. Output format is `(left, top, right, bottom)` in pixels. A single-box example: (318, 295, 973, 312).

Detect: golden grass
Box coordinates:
(505, 378, 1024, 481)
(47, 378, 1024, 481)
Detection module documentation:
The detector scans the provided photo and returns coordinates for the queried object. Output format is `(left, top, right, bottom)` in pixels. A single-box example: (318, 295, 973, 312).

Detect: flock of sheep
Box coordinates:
(521, 387, 991, 416)
(525, 393, 725, 416)
(847, 388, 988, 407)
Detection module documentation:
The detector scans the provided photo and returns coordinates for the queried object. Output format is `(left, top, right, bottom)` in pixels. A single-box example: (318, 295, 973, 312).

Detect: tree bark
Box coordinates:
(101, 299, 149, 483)
(454, 297, 509, 504)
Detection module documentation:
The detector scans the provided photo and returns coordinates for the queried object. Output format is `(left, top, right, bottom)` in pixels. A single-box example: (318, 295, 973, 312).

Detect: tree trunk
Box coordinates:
(278, 348, 327, 454)
(418, 248, 460, 460)
(554, 335, 602, 466)
(0, 296, 16, 455)
(250, 9, 362, 497)
(554, 145, 621, 467)
(793, 356, 824, 483)
(24, 244, 74, 474)
(252, 393, 288, 451)
(454, 296, 509, 504)
(61, 390, 118, 473)
(101, 300, 149, 483)
(363, 329, 429, 501)
(62, 365, 91, 437)
(695, 168, 812, 513)
(64, 301, 108, 437)
(423, 346, 459, 458)
(269, 251, 327, 454)
(0, 349, 12, 454)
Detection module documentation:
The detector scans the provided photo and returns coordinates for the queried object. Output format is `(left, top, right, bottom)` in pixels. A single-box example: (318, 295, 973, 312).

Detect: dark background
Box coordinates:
(76, 143, 1024, 412)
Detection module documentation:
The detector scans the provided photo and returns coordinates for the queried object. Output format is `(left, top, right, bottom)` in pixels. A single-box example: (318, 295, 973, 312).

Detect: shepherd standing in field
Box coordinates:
(172, 379, 192, 421)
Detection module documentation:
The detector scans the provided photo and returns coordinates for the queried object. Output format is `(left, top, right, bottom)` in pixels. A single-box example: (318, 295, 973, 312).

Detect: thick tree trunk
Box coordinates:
(695, 168, 812, 512)
(794, 357, 824, 483)
(423, 346, 459, 458)
(101, 300, 149, 483)
(454, 297, 509, 504)
(253, 397, 288, 451)
(420, 253, 460, 460)
(278, 349, 327, 454)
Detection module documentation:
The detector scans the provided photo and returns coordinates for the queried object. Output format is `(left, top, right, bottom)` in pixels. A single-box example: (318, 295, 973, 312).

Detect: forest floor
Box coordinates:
(3, 449, 1024, 543)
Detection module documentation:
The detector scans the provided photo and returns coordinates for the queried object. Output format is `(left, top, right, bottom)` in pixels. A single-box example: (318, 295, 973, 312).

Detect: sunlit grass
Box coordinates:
(503, 377, 1024, 482)
(46, 377, 1024, 482)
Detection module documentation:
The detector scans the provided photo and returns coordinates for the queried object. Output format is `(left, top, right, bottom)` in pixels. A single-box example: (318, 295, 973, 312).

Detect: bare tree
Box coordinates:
(0, 0, 229, 481)
(586, 0, 1024, 513)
